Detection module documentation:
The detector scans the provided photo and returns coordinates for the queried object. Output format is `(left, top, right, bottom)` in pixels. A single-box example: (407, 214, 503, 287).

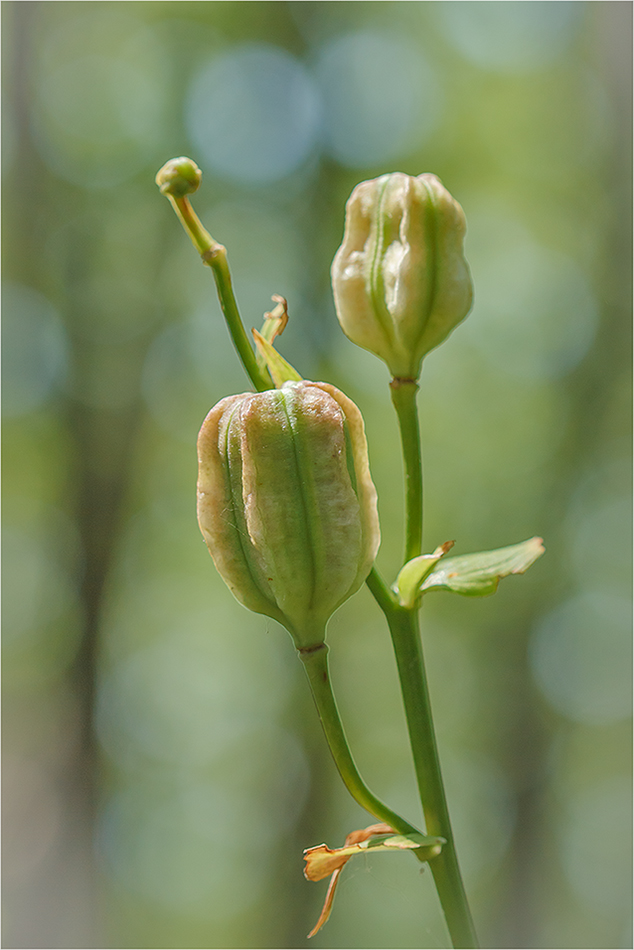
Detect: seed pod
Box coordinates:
(197, 380, 380, 650)
(331, 173, 473, 380)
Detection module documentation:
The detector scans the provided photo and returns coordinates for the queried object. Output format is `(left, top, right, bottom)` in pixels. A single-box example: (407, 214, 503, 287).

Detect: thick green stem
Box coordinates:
(390, 379, 423, 561)
(366, 570, 477, 948)
(392, 611, 478, 948)
(167, 194, 272, 393)
(299, 642, 424, 843)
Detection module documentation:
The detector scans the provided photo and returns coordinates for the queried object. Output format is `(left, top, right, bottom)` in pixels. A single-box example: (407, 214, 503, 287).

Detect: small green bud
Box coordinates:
(155, 156, 202, 197)
(197, 380, 380, 650)
(331, 173, 473, 380)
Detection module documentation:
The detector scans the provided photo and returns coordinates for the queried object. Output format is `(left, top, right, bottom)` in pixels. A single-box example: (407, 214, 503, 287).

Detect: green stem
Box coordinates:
(299, 642, 424, 844)
(366, 570, 477, 948)
(393, 611, 478, 947)
(390, 379, 423, 561)
(167, 194, 272, 393)
(366, 374, 479, 947)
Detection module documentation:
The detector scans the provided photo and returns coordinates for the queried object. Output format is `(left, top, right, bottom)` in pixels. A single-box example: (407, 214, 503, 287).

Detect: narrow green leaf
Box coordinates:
(421, 536, 545, 597)
(252, 327, 303, 388)
(394, 541, 455, 608)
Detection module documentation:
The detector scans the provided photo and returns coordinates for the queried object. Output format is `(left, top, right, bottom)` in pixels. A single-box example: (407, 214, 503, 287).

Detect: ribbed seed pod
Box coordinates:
(197, 380, 380, 650)
(331, 172, 473, 380)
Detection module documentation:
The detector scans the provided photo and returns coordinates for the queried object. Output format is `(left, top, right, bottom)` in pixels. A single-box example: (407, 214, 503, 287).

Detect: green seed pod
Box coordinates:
(331, 173, 473, 380)
(197, 380, 380, 650)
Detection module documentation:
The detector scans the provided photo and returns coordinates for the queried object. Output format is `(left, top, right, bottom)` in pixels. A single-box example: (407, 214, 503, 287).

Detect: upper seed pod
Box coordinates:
(331, 173, 473, 380)
(197, 380, 380, 650)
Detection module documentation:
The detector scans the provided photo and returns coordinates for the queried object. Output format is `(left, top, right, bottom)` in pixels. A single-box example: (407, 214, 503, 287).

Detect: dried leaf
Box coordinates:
(262, 294, 289, 343)
(303, 823, 394, 882)
(306, 866, 344, 938)
(303, 823, 444, 937)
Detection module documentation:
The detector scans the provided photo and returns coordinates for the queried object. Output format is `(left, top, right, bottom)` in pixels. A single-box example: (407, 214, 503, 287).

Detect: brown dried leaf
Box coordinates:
(303, 823, 394, 882)
(303, 824, 394, 937)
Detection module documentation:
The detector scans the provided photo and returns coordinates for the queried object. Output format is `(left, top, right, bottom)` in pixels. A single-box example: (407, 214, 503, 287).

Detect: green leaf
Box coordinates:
(252, 327, 302, 388)
(394, 541, 455, 608)
(420, 536, 545, 597)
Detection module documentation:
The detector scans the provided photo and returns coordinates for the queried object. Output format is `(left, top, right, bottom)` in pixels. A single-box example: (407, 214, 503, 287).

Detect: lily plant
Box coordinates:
(156, 157, 544, 949)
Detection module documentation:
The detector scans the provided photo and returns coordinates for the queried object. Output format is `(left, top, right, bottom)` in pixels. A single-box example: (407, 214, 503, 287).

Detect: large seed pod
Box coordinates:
(197, 380, 380, 650)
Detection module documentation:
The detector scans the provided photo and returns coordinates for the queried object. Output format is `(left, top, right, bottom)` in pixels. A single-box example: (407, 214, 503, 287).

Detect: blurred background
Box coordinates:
(2, 2, 631, 948)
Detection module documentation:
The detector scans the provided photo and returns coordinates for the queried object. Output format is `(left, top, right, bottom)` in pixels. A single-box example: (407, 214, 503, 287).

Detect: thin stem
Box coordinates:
(299, 643, 424, 844)
(167, 194, 272, 393)
(390, 379, 423, 562)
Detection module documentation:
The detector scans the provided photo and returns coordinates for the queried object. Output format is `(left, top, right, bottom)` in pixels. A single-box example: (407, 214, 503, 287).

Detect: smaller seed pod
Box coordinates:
(331, 172, 473, 380)
(197, 380, 380, 650)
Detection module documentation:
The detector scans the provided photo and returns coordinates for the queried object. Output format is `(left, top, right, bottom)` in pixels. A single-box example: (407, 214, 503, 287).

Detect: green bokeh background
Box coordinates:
(2, 3, 631, 948)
